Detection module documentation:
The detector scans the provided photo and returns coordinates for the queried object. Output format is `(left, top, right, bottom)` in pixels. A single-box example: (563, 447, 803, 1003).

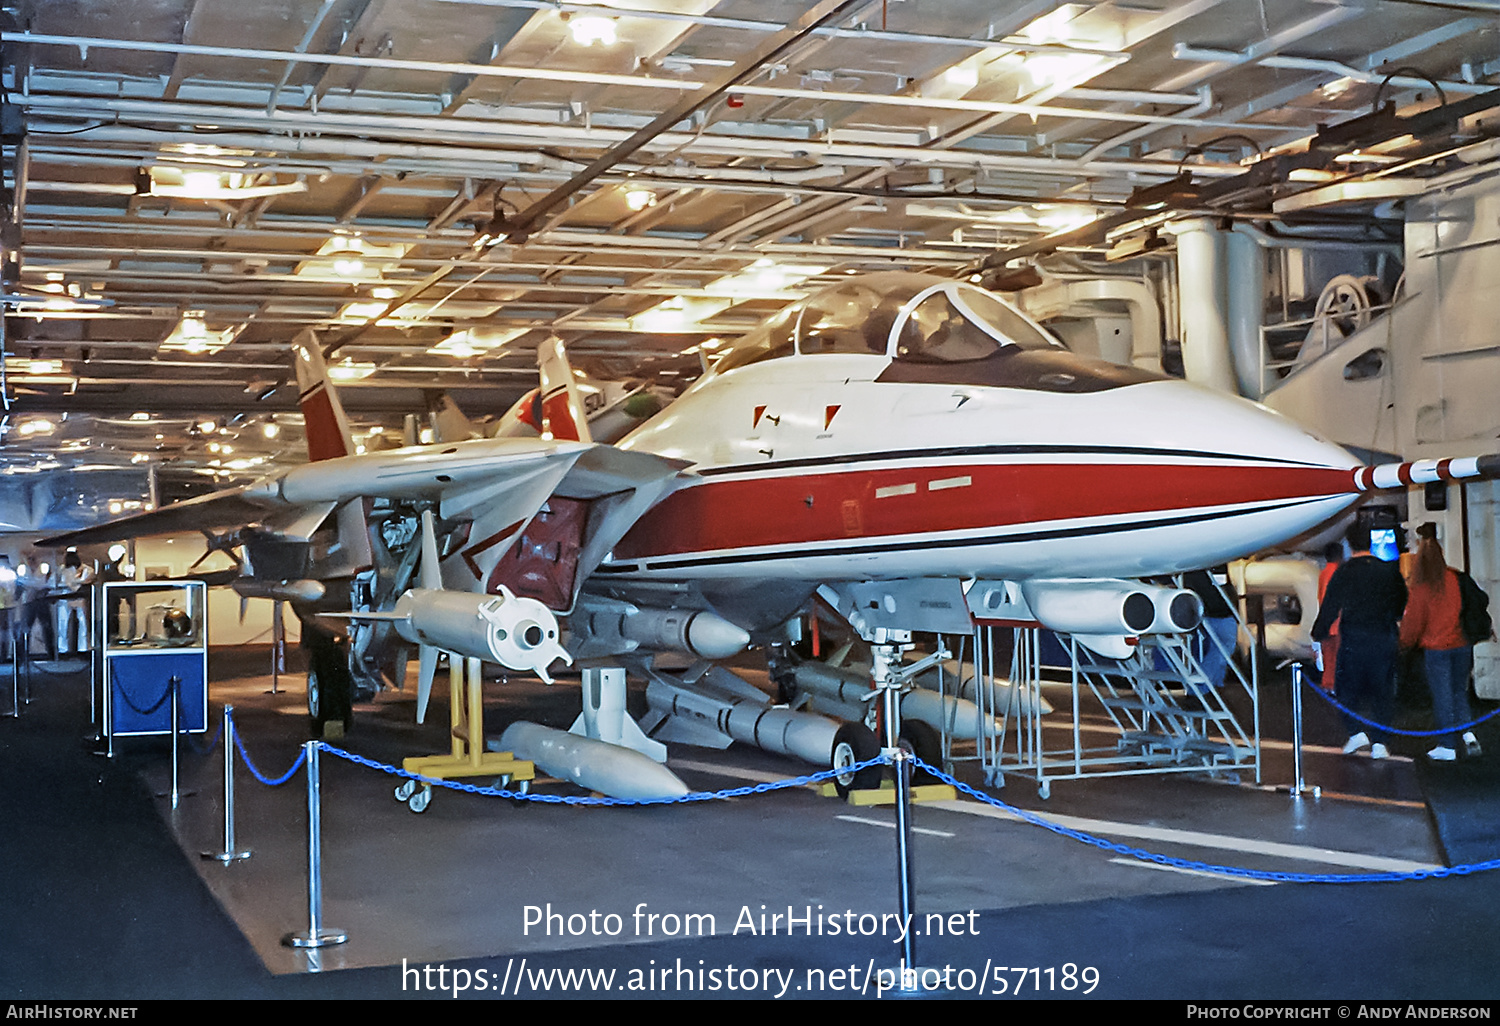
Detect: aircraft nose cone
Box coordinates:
(1148, 380, 1360, 472)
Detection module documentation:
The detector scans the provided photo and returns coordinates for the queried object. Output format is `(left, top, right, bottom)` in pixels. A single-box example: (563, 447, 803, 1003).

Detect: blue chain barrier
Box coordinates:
(905, 755, 1500, 882)
(232, 726, 307, 786)
(111, 677, 175, 718)
(221, 721, 1500, 884)
(1301, 673, 1500, 737)
(183, 718, 223, 756)
(318, 741, 888, 806)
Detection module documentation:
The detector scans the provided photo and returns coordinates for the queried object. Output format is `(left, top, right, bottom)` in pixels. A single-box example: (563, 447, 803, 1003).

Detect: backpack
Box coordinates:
(1457, 570, 1493, 645)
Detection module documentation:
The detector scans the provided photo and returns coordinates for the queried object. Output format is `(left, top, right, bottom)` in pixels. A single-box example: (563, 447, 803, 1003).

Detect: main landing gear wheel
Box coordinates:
(303, 623, 354, 738)
(395, 779, 417, 802)
(831, 722, 882, 799)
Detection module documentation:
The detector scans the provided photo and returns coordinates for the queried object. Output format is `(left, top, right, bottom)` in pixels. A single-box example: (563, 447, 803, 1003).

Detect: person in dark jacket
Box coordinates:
(1311, 523, 1407, 759)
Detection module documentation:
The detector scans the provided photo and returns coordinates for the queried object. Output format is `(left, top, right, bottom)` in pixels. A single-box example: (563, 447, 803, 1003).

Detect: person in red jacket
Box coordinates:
(1400, 523, 1481, 761)
(1316, 541, 1343, 692)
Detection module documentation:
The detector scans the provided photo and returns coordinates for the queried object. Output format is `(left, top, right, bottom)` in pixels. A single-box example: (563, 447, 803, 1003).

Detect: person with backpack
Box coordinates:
(1399, 523, 1487, 761)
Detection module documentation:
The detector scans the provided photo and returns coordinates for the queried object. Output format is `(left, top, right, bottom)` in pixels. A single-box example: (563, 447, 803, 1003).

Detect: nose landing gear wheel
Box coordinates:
(831, 722, 882, 799)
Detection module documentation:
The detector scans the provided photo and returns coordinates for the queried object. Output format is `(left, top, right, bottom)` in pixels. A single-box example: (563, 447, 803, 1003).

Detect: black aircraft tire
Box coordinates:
(831, 722, 882, 798)
(304, 628, 354, 737)
(899, 720, 943, 785)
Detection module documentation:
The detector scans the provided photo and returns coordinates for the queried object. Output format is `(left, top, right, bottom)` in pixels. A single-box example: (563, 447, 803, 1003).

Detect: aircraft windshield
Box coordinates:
(895, 285, 1055, 361)
(704, 273, 1160, 393)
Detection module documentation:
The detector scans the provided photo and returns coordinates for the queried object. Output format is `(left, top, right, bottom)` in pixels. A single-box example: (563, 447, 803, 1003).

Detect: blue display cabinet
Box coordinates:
(102, 580, 208, 739)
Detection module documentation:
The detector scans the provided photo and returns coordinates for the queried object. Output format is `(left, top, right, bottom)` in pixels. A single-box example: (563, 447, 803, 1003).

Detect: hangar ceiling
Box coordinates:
(3, 0, 1500, 494)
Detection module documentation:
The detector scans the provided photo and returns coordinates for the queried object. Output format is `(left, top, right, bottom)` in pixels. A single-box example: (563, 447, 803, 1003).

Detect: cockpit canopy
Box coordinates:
(709, 272, 1159, 393)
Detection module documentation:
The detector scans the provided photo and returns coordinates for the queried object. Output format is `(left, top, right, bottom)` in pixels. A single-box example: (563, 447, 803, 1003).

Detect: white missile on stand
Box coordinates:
(494, 721, 689, 801)
(335, 510, 571, 722)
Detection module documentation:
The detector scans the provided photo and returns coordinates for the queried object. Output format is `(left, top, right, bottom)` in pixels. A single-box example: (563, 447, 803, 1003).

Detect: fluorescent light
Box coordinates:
(328, 360, 377, 381)
(161, 310, 238, 354)
(428, 326, 527, 356)
(569, 15, 616, 46)
(944, 65, 980, 89)
(146, 166, 307, 200)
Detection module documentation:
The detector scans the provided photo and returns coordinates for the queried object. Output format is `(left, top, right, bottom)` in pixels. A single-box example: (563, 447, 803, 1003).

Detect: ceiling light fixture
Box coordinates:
(141, 166, 307, 200)
(568, 15, 617, 46)
(624, 188, 658, 212)
(161, 310, 239, 355)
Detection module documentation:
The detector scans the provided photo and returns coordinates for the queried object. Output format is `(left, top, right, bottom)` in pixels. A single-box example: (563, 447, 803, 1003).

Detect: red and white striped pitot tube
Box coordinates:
(1352, 454, 1500, 492)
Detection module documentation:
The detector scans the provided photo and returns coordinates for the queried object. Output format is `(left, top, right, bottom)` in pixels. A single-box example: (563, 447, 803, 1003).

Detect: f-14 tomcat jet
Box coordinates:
(46, 272, 1497, 792)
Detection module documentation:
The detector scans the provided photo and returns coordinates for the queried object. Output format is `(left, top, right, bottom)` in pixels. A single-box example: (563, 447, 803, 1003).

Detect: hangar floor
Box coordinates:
(4, 646, 1500, 1001)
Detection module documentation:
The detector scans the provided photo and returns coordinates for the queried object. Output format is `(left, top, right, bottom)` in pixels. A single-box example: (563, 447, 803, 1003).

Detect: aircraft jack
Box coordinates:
(398, 655, 534, 813)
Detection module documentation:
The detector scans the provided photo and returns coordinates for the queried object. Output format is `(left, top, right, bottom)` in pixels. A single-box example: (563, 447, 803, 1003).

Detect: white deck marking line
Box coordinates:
(923, 799, 1442, 873)
(837, 814, 955, 838)
(1107, 857, 1277, 885)
(875, 482, 917, 498)
(928, 475, 972, 491)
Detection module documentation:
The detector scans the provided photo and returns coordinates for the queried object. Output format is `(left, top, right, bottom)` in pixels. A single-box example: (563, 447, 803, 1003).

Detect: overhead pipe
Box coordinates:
(22, 94, 1249, 183)
(430, 0, 1123, 56)
(1224, 225, 1270, 399)
(1165, 218, 1238, 394)
(14, 34, 1280, 137)
(1018, 276, 1163, 371)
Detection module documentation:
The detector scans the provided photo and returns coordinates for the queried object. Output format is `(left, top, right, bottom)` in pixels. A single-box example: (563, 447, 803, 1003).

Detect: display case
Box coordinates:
(102, 580, 208, 738)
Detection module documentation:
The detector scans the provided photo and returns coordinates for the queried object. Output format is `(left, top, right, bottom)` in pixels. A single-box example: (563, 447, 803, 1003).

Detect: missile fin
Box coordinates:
(418, 510, 441, 591)
(416, 644, 438, 724)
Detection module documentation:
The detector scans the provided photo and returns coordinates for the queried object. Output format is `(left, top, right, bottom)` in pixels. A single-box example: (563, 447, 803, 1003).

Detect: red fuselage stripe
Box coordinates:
(612, 462, 1356, 560)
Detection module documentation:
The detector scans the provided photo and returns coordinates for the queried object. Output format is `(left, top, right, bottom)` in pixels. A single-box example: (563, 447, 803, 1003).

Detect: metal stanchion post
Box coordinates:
(20, 626, 30, 706)
(1289, 663, 1321, 800)
(872, 638, 918, 983)
(156, 676, 195, 806)
(7, 629, 16, 719)
(169, 676, 181, 809)
(267, 600, 284, 696)
(202, 705, 251, 863)
(284, 740, 347, 949)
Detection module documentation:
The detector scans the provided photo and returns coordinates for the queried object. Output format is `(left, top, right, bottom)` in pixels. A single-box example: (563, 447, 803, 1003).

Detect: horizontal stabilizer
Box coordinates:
(39, 486, 266, 548)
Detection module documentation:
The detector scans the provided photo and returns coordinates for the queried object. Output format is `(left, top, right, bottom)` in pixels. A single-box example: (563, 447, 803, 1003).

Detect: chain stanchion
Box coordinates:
(154, 676, 196, 808)
(283, 740, 347, 949)
(6, 626, 17, 719)
(1288, 663, 1320, 800)
(871, 637, 919, 982)
(202, 705, 251, 863)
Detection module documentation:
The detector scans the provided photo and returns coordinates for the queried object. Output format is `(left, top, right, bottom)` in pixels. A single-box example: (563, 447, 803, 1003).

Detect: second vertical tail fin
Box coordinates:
(538, 336, 593, 444)
(293, 329, 356, 461)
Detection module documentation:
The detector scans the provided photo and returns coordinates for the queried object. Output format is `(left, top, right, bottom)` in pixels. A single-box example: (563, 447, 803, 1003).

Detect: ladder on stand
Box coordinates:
(973, 603, 1261, 798)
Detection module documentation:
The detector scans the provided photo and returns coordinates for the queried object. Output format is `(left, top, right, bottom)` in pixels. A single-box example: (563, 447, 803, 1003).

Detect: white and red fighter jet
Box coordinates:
(46, 272, 1497, 793)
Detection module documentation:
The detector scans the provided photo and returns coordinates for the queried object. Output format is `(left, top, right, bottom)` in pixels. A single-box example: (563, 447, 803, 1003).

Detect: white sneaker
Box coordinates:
(1342, 732, 1371, 754)
(1464, 732, 1483, 757)
(1427, 746, 1457, 762)
(1371, 742, 1390, 760)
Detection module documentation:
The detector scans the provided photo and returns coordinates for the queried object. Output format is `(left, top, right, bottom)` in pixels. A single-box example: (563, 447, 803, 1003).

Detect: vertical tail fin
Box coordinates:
(423, 389, 482, 442)
(293, 329, 356, 461)
(537, 337, 592, 444)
